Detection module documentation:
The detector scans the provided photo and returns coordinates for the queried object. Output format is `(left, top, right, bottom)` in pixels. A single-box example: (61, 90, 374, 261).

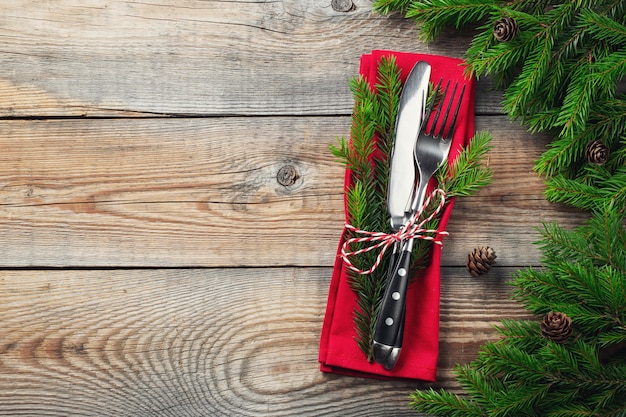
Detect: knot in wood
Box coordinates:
(276, 165, 300, 187)
(331, 0, 355, 12)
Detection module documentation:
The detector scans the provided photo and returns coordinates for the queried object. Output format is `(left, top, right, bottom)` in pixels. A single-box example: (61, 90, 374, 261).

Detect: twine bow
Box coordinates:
(340, 188, 449, 275)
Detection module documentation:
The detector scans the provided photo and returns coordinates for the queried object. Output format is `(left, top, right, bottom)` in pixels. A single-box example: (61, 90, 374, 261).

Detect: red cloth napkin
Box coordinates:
(319, 50, 476, 380)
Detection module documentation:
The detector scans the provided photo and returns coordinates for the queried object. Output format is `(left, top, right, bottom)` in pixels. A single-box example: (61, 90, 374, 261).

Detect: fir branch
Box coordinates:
(410, 203, 626, 416)
(555, 50, 626, 140)
(346, 182, 368, 229)
(513, 205, 626, 333)
(373, 56, 403, 229)
(341, 60, 399, 361)
(535, 95, 626, 177)
(551, 53, 594, 140)
(545, 166, 626, 212)
(374, 54, 403, 142)
(380, 1, 626, 180)
(351, 270, 388, 356)
(533, 128, 588, 178)
(585, 200, 626, 272)
(580, 9, 626, 46)
(587, 51, 626, 99)
(543, 174, 606, 211)
(465, 16, 537, 80)
(409, 387, 486, 417)
(479, 341, 548, 384)
(370, 2, 626, 415)
(494, 319, 546, 352)
(504, 5, 573, 120)
(453, 362, 505, 410)
(438, 130, 494, 197)
(598, 331, 626, 348)
(372, 0, 414, 15)
(402, 0, 497, 42)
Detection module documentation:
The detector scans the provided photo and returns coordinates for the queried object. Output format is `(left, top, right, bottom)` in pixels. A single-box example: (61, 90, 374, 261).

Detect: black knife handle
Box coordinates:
(373, 247, 412, 347)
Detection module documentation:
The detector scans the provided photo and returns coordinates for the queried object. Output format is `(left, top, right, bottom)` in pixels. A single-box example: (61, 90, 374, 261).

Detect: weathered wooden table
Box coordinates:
(0, 1, 583, 415)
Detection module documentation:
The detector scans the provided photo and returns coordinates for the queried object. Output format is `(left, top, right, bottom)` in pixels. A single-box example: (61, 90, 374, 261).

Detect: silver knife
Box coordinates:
(386, 61, 431, 230)
(373, 60, 431, 369)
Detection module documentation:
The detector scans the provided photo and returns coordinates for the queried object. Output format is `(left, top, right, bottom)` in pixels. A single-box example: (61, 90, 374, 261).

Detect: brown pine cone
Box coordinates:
(541, 312, 573, 344)
(466, 246, 497, 277)
(585, 140, 610, 165)
(493, 17, 519, 42)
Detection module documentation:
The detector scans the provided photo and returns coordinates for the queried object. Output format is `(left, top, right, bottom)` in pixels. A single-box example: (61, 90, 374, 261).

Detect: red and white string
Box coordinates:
(340, 188, 449, 275)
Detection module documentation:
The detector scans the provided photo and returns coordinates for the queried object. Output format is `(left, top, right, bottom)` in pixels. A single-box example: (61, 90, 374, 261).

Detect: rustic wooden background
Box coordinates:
(0, 1, 584, 415)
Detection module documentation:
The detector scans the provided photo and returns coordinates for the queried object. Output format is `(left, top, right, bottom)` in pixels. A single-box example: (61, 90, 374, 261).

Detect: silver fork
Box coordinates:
(373, 78, 466, 370)
(411, 79, 465, 215)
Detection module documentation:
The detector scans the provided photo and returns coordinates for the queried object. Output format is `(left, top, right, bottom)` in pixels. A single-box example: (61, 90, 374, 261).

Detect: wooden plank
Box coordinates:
(0, 116, 584, 267)
(0, 117, 346, 267)
(0, 267, 529, 416)
(0, 0, 503, 117)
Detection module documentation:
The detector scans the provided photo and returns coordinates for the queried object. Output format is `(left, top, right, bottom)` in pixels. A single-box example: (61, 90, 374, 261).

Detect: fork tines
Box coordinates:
(426, 79, 466, 140)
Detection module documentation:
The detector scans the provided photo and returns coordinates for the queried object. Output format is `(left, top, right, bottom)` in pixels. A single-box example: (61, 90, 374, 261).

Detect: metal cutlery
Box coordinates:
(373, 77, 466, 370)
(371, 61, 431, 368)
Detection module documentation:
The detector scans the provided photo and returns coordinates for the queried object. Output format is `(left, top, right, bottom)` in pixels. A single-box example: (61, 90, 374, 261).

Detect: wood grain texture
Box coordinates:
(0, 116, 345, 267)
(0, 1, 580, 414)
(0, 267, 529, 416)
(0, 0, 504, 117)
(0, 115, 584, 268)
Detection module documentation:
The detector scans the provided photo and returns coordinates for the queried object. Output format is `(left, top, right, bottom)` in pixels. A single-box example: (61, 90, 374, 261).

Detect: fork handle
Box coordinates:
(411, 174, 431, 215)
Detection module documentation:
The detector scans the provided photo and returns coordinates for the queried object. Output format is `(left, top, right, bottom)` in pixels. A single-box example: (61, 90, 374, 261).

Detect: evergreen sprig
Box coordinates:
(410, 205, 626, 416)
(332, 56, 493, 360)
(544, 165, 626, 212)
(373, 0, 626, 182)
(438, 130, 494, 197)
(514, 203, 626, 333)
(331, 57, 401, 358)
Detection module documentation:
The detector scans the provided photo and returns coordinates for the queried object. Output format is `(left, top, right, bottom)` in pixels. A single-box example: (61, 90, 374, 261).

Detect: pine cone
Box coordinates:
(541, 312, 573, 344)
(585, 140, 610, 165)
(493, 17, 519, 42)
(466, 246, 497, 277)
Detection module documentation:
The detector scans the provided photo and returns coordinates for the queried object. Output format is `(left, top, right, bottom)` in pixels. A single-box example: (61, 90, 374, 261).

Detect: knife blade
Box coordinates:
(373, 61, 431, 369)
(386, 61, 431, 230)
